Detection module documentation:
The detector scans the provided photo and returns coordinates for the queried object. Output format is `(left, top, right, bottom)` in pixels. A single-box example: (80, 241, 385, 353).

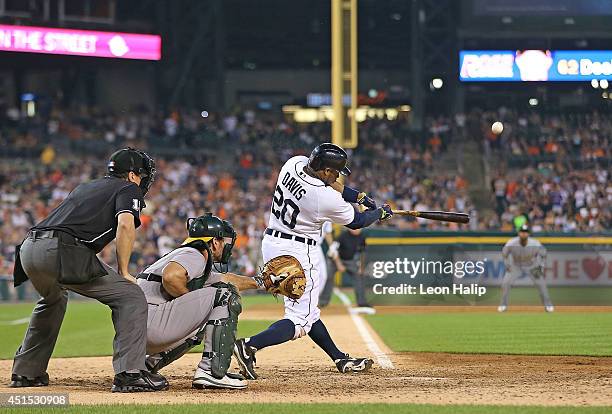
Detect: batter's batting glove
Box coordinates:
(357, 192, 377, 210)
(379, 204, 393, 221)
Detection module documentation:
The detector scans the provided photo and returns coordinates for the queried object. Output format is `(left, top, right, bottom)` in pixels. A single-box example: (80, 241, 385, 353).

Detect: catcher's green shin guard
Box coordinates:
(207, 283, 242, 379)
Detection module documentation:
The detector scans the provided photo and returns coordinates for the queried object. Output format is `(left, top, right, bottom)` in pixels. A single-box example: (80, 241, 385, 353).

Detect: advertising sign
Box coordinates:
(460, 50, 612, 81)
(0, 24, 161, 60)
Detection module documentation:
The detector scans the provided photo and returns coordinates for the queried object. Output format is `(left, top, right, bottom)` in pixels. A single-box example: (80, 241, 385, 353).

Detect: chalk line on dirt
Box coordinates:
(333, 288, 394, 369)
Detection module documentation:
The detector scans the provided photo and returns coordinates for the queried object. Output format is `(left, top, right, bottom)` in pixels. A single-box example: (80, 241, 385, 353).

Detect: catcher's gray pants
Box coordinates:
(500, 267, 553, 307)
(12, 237, 148, 377)
(146, 285, 231, 372)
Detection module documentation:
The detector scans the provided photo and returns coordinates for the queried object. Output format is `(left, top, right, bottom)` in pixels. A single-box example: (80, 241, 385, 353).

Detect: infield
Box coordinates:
(3, 403, 612, 414)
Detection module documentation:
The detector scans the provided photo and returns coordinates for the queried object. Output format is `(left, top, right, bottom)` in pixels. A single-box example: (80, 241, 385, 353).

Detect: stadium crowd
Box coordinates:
(476, 108, 611, 162)
(0, 106, 610, 299)
(474, 108, 611, 233)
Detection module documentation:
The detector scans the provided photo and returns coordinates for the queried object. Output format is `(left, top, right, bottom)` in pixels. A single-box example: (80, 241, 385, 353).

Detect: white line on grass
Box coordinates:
(0, 317, 30, 325)
(333, 288, 394, 369)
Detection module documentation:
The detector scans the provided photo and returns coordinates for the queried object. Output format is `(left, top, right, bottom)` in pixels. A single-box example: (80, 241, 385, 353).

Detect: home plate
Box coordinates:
(350, 307, 377, 315)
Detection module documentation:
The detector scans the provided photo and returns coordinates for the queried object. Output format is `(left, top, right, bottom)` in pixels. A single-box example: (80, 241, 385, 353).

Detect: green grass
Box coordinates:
(0, 300, 272, 360)
(3, 403, 611, 414)
(367, 312, 612, 356)
(365, 286, 612, 306)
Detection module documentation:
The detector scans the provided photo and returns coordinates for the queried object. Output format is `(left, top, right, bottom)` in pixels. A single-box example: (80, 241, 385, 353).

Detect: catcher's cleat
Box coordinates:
(334, 355, 374, 373)
(233, 338, 258, 380)
(9, 373, 49, 388)
(111, 370, 169, 393)
(192, 368, 247, 390)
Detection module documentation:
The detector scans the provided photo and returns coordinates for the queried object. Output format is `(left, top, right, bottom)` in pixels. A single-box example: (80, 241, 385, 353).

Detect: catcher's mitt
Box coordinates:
(254, 255, 306, 300)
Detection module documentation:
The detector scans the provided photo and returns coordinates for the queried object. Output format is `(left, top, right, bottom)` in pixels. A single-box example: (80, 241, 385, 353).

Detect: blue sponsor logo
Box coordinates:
(460, 50, 612, 81)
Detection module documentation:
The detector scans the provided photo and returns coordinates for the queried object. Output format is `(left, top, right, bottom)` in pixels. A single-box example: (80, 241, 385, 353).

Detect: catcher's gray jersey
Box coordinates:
(502, 237, 546, 270)
(137, 247, 222, 305)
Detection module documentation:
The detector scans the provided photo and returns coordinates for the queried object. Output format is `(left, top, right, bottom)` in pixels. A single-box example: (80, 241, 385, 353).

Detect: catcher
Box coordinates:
(136, 213, 304, 390)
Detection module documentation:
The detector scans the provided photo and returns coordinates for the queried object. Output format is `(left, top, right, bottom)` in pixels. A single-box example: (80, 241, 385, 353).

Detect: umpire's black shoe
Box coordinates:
(111, 370, 169, 393)
(334, 354, 374, 373)
(9, 373, 49, 387)
(233, 338, 258, 380)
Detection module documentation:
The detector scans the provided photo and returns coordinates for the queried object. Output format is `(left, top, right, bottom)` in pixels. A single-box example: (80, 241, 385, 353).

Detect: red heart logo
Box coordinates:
(582, 257, 605, 280)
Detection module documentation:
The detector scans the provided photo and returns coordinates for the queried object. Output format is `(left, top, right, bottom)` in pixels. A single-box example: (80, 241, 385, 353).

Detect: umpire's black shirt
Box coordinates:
(337, 230, 366, 261)
(33, 177, 144, 253)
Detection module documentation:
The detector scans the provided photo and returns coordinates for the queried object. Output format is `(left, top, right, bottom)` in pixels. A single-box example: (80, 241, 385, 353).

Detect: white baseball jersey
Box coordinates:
(267, 156, 355, 240)
(263, 157, 355, 338)
(502, 237, 546, 270)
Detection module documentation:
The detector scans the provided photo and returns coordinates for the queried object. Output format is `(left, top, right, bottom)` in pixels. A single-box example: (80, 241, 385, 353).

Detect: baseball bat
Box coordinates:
(391, 210, 470, 224)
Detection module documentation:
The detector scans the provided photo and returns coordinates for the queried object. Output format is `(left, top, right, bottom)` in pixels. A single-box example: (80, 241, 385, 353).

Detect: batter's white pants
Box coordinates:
(262, 235, 320, 339)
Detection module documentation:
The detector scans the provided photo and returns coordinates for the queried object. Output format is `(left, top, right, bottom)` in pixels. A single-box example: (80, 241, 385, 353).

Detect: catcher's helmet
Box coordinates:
(183, 213, 237, 264)
(107, 147, 156, 196)
(308, 143, 351, 176)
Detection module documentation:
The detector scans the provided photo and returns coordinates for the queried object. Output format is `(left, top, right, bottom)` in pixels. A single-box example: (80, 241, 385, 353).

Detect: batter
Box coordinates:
(233, 143, 393, 379)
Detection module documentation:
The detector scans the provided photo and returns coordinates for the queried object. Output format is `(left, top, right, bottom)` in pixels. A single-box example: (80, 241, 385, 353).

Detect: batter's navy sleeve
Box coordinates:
(115, 184, 143, 227)
(341, 186, 360, 203)
(346, 208, 380, 229)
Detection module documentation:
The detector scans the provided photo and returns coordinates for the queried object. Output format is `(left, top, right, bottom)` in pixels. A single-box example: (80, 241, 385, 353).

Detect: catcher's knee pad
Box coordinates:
(206, 284, 242, 378)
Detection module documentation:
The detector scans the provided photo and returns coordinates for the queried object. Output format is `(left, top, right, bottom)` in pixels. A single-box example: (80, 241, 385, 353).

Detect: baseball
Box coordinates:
(491, 121, 504, 135)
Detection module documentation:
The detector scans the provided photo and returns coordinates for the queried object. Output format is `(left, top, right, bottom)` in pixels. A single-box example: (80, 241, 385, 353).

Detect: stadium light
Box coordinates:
(603, 92, 609, 99)
(591, 79, 599, 89)
(431, 78, 444, 89)
(600, 79, 609, 89)
(528, 98, 539, 106)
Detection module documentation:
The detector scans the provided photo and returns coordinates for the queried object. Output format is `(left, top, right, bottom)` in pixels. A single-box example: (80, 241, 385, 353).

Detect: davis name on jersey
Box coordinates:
(267, 156, 355, 240)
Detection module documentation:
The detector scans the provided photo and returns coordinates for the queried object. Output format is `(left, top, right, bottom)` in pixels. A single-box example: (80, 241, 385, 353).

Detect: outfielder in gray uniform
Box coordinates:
(137, 213, 261, 389)
(498, 224, 554, 313)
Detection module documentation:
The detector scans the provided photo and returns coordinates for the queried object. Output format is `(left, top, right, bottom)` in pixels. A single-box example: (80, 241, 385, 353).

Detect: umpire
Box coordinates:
(320, 228, 372, 309)
(9, 148, 168, 393)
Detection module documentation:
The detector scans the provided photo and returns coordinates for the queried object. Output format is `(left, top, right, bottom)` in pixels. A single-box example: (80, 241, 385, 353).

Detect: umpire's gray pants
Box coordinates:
(12, 237, 148, 377)
(320, 257, 368, 307)
(146, 285, 231, 373)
